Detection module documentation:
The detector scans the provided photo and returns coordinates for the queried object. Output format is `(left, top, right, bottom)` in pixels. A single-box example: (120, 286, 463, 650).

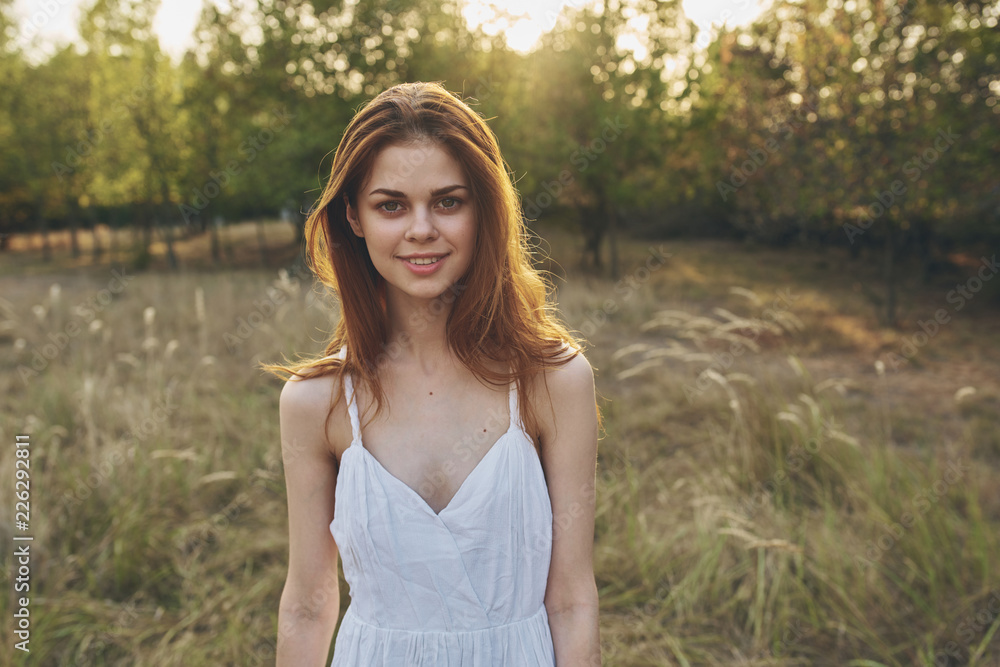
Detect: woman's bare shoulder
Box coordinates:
(527, 344, 594, 425)
(529, 346, 597, 473)
(533, 343, 592, 388)
(280, 368, 352, 462)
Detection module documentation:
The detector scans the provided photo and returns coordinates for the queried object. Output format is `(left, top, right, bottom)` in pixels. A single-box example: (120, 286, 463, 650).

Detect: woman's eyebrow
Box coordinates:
(368, 188, 406, 198)
(430, 184, 468, 196)
(367, 185, 468, 198)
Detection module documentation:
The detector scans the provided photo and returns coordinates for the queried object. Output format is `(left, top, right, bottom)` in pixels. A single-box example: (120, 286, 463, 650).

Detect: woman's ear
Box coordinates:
(344, 195, 364, 238)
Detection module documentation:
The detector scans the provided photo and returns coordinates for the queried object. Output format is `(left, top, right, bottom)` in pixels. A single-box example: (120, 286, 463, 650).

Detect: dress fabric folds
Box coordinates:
(327, 346, 556, 666)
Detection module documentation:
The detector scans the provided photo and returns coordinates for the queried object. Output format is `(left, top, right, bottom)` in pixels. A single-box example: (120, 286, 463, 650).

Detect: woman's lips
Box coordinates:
(399, 254, 448, 275)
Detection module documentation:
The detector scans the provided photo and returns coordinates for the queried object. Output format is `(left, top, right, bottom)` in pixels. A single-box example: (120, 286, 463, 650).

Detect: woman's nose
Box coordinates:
(405, 206, 438, 241)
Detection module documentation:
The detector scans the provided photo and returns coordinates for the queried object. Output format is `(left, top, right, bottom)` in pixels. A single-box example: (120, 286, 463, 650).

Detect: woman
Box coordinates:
(265, 81, 601, 666)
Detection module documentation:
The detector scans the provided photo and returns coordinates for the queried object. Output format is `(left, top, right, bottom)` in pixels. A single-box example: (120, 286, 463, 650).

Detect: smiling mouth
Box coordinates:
(403, 256, 446, 265)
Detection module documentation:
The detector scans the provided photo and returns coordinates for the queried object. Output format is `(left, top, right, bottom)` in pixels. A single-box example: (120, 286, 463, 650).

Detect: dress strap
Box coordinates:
(508, 372, 522, 434)
(331, 345, 362, 447)
(343, 372, 363, 447)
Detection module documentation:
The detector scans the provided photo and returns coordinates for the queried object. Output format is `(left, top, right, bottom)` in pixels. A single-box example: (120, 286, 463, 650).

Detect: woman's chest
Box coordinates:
(357, 380, 515, 512)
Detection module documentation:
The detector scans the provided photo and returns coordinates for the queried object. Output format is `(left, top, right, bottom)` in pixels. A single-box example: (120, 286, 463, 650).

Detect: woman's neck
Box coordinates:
(383, 289, 459, 376)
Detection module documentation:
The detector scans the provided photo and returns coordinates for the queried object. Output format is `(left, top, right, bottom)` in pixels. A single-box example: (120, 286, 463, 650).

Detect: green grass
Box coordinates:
(1, 223, 998, 665)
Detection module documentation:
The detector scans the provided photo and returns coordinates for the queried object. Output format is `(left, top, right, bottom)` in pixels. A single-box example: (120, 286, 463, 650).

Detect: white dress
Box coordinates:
(327, 346, 556, 666)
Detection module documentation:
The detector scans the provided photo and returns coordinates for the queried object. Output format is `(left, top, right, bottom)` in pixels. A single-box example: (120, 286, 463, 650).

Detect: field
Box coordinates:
(1, 220, 999, 666)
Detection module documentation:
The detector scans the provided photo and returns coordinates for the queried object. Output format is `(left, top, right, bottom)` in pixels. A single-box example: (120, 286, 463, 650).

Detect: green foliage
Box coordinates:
(1, 0, 997, 316)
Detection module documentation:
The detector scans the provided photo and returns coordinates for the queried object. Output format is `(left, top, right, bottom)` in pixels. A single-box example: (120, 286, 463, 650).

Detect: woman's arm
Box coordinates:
(275, 375, 343, 667)
(537, 351, 602, 666)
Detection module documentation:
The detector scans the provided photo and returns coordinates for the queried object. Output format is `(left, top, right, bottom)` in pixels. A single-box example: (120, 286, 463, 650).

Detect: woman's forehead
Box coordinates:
(363, 141, 468, 194)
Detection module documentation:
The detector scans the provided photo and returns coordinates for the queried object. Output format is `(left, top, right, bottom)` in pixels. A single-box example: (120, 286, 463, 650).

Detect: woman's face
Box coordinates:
(345, 141, 476, 305)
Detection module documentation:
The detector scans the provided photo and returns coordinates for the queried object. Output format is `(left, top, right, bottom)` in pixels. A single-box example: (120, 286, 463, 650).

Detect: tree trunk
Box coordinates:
(160, 217, 178, 270)
(221, 219, 235, 263)
(915, 217, 935, 284)
(294, 215, 305, 245)
(883, 224, 897, 328)
(69, 210, 80, 259)
(848, 237, 861, 260)
(256, 218, 269, 266)
(91, 225, 102, 262)
(607, 204, 620, 278)
(583, 226, 603, 272)
(210, 222, 221, 263)
(578, 204, 604, 273)
(141, 203, 153, 250)
(40, 217, 52, 262)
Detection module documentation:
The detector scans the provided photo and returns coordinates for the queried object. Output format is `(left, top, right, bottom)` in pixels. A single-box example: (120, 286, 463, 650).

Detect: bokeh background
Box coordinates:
(1, 0, 999, 665)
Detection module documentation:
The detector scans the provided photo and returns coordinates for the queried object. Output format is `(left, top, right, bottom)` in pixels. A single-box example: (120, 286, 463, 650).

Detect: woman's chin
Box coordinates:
(387, 284, 455, 305)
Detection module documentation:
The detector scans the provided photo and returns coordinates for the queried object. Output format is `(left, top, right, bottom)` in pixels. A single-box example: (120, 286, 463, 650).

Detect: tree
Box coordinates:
(695, 0, 1000, 325)
(80, 0, 184, 265)
(521, 0, 686, 274)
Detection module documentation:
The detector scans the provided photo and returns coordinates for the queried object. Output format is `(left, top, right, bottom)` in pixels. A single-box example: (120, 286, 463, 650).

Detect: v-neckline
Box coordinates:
(352, 419, 517, 517)
(337, 349, 520, 517)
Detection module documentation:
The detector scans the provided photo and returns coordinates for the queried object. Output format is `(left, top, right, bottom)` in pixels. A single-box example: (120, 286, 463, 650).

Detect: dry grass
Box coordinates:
(1, 223, 998, 666)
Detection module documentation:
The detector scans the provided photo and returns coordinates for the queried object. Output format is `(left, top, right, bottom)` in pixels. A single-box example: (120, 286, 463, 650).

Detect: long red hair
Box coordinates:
(261, 81, 598, 443)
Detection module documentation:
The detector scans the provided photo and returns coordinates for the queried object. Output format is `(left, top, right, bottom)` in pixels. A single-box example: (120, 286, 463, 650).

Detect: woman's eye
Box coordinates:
(379, 201, 401, 213)
(439, 197, 459, 209)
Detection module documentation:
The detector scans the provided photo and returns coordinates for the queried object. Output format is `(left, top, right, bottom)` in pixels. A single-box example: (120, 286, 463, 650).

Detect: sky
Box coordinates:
(10, 0, 770, 62)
